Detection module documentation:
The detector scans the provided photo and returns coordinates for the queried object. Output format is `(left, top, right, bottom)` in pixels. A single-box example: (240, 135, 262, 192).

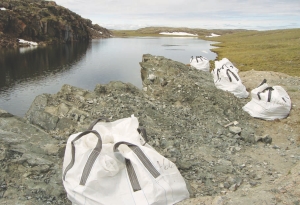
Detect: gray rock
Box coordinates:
(262, 135, 272, 144)
(0, 114, 68, 204)
(214, 165, 233, 174)
(0, 54, 263, 204)
(229, 126, 242, 134)
(244, 134, 256, 144)
(254, 134, 272, 144)
(177, 160, 193, 170)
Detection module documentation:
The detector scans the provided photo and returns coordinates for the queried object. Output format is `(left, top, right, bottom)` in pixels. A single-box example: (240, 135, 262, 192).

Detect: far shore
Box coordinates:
(111, 28, 300, 77)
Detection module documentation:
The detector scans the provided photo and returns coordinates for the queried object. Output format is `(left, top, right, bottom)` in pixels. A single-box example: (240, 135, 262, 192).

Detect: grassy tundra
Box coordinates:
(209, 29, 300, 77)
(112, 27, 300, 77)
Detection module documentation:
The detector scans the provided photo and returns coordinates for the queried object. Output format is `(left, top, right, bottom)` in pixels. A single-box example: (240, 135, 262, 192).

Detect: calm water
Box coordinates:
(0, 37, 217, 116)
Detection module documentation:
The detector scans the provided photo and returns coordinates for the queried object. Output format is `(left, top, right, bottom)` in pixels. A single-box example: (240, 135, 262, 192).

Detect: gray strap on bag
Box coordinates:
(125, 158, 141, 192)
(85, 117, 156, 190)
(137, 126, 148, 145)
(256, 79, 274, 102)
(114, 141, 161, 192)
(88, 117, 147, 144)
(258, 79, 267, 87)
(226, 69, 239, 82)
(87, 117, 110, 130)
(257, 87, 274, 102)
(198, 56, 207, 61)
(63, 130, 102, 185)
(215, 64, 237, 83)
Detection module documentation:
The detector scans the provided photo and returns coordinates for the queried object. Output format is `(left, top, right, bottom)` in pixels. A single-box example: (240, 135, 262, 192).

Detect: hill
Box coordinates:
(111, 26, 249, 38)
(0, 0, 112, 47)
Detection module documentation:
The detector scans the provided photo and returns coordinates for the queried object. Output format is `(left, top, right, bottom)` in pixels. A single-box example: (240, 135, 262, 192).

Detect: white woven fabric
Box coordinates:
(62, 116, 189, 205)
(243, 81, 291, 120)
(211, 58, 249, 98)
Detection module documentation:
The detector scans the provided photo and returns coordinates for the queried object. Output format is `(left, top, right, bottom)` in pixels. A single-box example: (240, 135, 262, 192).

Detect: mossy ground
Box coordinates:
(209, 29, 300, 77)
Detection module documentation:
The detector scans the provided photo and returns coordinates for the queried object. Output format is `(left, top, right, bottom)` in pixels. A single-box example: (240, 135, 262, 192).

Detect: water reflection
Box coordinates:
(0, 42, 89, 91)
(0, 37, 217, 116)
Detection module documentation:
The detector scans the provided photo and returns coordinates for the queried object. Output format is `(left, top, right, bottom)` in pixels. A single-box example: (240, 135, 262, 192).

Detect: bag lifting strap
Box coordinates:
(199, 56, 207, 61)
(226, 69, 239, 82)
(63, 130, 102, 185)
(257, 87, 274, 102)
(258, 79, 267, 87)
(191, 56, 208, 63)
(215, 64, 239, 83)
(114, 141, 161, 192)
(87, 117, 110, 130)
(137, 126, 148, 144)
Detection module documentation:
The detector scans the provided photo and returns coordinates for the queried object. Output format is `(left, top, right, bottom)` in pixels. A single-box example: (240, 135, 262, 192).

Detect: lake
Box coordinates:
(0, 37, 217, 117)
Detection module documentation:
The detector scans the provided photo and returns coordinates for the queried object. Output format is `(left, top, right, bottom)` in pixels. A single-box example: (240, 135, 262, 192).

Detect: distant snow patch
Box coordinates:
(159, 32, 198, 36)
(206, 33, 220, 37)
(0, 7, 7, 10)
(18, 39, 38, 46)
(90, 28, 103, 34)
(202, 50, 208, 53)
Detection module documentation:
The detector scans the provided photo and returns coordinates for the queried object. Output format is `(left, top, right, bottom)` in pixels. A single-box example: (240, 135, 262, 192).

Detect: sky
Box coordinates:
(51, 0, 300, 31)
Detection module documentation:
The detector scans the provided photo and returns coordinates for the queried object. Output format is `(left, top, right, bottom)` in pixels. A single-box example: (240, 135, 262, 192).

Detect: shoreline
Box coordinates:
(0, 54, 299, 204)
(111, 28, 300, 78)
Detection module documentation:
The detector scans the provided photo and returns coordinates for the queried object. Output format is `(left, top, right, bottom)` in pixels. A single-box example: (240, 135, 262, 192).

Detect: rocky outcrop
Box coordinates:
(0, 54, 299, 204)
(0, 0, 112, 48)
(0, 109, 68, 204)
(87, 23, 112, 39)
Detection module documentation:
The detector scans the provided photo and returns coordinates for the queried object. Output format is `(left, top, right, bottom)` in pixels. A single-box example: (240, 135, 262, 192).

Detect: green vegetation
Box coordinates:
(111, 27, 248, 38)
(111, 30, 164, 37)
(111, 27, 300, 77)
(208, 29, 300, 77)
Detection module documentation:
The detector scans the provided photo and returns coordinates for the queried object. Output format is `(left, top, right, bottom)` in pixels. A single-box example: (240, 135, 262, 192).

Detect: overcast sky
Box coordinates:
(52, 0, 300, 30)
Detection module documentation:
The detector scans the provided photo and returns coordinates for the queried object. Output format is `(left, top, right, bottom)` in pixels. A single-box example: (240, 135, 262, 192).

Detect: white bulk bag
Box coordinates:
(242, 80, 291, 120)
(62, 116, 189, 205)
(211, 58, 249, 98)
(190, 56, 210, 71)
(214, 58, 239, 73)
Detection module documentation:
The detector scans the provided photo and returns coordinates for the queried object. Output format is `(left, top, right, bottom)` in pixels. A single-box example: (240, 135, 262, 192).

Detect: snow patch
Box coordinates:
(18, 39, 38, 46)
(159, 32, 198, 37)
(90, 27, 102, 34)
(0, 7, 7, 10)
(206, 33, 221, 37)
